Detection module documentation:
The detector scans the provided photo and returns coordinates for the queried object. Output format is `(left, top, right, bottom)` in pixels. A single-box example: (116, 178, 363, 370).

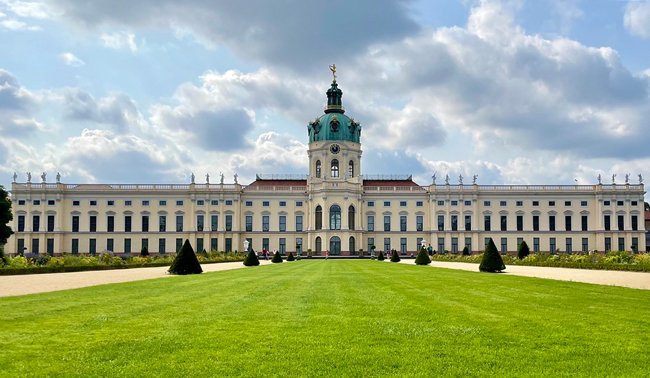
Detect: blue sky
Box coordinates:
(1, 0, 649, 189)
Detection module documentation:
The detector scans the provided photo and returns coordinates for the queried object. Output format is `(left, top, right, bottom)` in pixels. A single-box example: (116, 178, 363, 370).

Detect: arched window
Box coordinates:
(331, 159, 339, 177)
(329, 205, 341, 230)
(315, 236, 322, 253)
(348, 160, 354, 177)
(330, 236, 341, 255)
(315, 205, 322, 230)
(315, 160, 321, 178)
(349, 236, 356, 255)
(348, 205, 355, 230)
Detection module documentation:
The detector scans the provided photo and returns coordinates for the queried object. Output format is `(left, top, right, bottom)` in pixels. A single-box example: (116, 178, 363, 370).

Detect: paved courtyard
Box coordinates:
(0, 259, 648, 298)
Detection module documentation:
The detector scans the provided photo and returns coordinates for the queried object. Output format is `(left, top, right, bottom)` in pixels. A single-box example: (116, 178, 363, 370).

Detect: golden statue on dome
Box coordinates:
(329, 64, 337, 82)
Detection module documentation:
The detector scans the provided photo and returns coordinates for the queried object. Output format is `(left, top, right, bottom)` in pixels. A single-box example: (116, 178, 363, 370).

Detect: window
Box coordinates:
(581, 215, 588, 231)
(225, 215, 232, 231)
(631, 201, 638, 206)
(176, 215, 183, 232)
(384, 201, 391, 207)
(331, 159, 339, 177)
(315, 205, 322, 230)
(17, 215, 25, 232)
(384, 215, 391, 232)
(400, 238, 407, 255)
(142, 200, 150, 206)
(296, 215, 303, 232)
(533, 238, 540, 253)
(142, 239, 149, 253)
(197, 200, 205, 206)
(107, 215, 115, 232)
(211, 238, 218, 252)
(516, 201, 523, 207)
(400, 201, 407, 207)
(279, 238, 286, 254)
(416, 215, 424, 232)
(605, 237, 611, 252)
(125, 200, 132, 206)
(464, 201, 471, 206)
(211, 200, 219, 206)
(279, 201, 286, 207)
(516, 215, 523, 231)
(211, 215, 218, 231)
(89, 200, 96, 206)
(500, 238, 507, 254)
(367, 201, 374, 207)
(107, 238, 114, 252)
(71, 239, 79, 255)
(566, 238, 572, 253)
(348, 205, 355, 230)
(176, 200, 184, 206)
(329, 205, 341, 230)
(88, 239, 96, 255)
(263, 201, 270, 207)
(618, 237, 625, 252)
(197, 238, 204, 253)
(159, 215, 166, 232)
(416, 201, 423, 207)
(142, 215, 149, 232)
(451, 200, 458, 206)
(632, 237, 639, 253)
(225, 200, 233, 206)
(532, 201, 539, 207)
(72, 216, 79, 233)
(617, 201, 624, 206)
(107, 200, 114, 206)
(348, 160, 354, 177)
(617, 215, 624, 231)
(72, 200, 80, 206)
(34, 200, 41, 206)
(279, 215, 286, 232)
(437, 200, 445, 206)
(125, 215, 132, 232)
(31, 239, 40, 254)
(245, 215, 253, 232)
(464, 237, 471, 252)
(565, 201, 571, 206)
(18, 200, 25, 205)
(581, 201, 588, 207)
(451, 238, 458, 254)
(565, 215, 572, 231)
(384, 238, 391, 252)
(437, 215, 444, 231)
(500, 215, 507, 231)
(549, 215, 556, 231)
(47, 215, 55, 232)
(316, 160, 321, 178)
(262, 215, 270, 232)
(124, 239, 132, 254)
(604, 200, 610, 206)
(159, 238, 166, 255)
(400, 215, 407, 232)
(225, 238, 233, 252)
(604, 215, 610, 231)
(176, 238, 183, 252)
(197, 215, 204, 232)
(159, 200, 167, 206)
(632, 215, 638, 231)
(315, 237, 322, 253)
(484, 215, 491, 231)
(367, 215, 374, 231)
(582, 238, 588, 253)
(296, 201, 303, 207)
(367, 237, 374, 253)
(47, 200, 55, 206)
(348, 237, 354, 255)
(484, 201, 491, 206)
(451, 215, 458, 231)
(500, 201, 507, 207)
(438, 238, 445, 253)
(550, 237, 556, 253)
(533, 215, 539, 231)
(89, 215, 96, 232)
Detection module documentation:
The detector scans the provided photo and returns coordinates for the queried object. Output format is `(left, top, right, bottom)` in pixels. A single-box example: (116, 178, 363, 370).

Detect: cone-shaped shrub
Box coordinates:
(243, 248, 260, 266)
(415, 247, 431, 265)
(517, 240, 530, 260)
(462, 246, 470, 256)
(168, 239, 203, 275)
(140, 246, 149, 257)
(271, 251, 283, 263)
(390, 249, 401, 262)
(479, 238, 505, 273)
(377, 251, 385, 261)
(287, 252, 295, 261)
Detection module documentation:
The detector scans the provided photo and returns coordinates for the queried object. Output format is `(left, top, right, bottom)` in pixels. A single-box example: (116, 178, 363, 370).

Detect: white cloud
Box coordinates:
(1, 0, 52, 19)
(59, 52, 84, 67)
(100, 31, 137, 52)
(0, 18, 39, 30)
(624, 0, 650, 39)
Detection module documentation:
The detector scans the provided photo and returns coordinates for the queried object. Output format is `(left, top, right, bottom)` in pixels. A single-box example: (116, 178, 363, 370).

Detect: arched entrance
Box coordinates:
(329, 236, 341, 255)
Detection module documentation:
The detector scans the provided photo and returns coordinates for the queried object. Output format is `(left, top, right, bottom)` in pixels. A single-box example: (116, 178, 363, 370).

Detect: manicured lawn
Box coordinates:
(1, 261, 649, 376)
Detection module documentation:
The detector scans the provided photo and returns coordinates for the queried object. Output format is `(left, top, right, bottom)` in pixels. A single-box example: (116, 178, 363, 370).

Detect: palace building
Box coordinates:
(6, 74, 647, 256)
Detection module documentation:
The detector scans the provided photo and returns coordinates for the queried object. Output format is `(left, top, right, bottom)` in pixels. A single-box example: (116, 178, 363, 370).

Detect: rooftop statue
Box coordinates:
(329, 63, 337, 82)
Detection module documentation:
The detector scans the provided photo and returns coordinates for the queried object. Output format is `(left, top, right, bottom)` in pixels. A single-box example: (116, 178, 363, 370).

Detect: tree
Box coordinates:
(243, 248, 260, 266)
(377, 251, 385, 261)
(517, 240, 530, 260)
(390, 249, 401, 263)
(287, 252, 295, 261)
(479, 238, 506, 273)
(0, 185, 13, 246)
(271, 251, 283, 263)
(140, 246, 149, 257)
(415, 247, 431, 265)
(462, 246, 470, 256)
(168, 239, 203, 275)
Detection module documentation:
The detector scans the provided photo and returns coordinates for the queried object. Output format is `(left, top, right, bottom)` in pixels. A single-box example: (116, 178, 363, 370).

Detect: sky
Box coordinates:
(1, 0, 650, 189)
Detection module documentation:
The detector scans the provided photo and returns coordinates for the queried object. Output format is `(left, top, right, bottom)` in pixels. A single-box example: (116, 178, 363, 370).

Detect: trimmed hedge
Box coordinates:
(479, 238, 505, 272)
(415, 247, 431, 265)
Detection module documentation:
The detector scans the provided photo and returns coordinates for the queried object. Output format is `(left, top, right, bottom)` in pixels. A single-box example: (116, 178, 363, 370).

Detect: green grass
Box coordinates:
(1, 261, 649, 377)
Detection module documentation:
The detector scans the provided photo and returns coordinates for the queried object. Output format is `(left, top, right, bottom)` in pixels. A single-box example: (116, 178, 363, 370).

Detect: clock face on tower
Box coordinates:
(330, 144, 340, 154)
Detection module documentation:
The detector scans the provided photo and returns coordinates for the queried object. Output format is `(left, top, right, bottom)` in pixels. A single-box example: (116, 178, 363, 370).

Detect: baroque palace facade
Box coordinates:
(6, 74, 647, 256)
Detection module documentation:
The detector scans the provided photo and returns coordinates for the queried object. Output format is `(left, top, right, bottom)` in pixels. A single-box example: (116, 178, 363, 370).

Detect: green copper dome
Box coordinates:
(307, 79, 361, 143)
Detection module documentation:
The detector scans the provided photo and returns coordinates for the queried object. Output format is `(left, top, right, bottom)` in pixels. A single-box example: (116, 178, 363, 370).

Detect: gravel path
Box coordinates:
(1, 259, 648, 298)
